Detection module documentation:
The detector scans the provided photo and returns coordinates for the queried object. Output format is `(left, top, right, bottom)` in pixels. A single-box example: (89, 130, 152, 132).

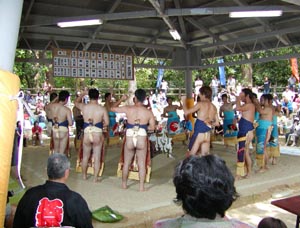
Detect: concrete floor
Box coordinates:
(19, 139, 300, 227)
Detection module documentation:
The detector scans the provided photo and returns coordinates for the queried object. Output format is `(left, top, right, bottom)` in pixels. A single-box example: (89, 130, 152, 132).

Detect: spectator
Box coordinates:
(263, 76, 271, 94)
(194, 76, 203, 100)
(281, 97, 293, 117)
(154, 155, 253, 228)
(282, 86, 294, 102)
(31, 121, 43, 146)
(160, 79, 169, 94)
(227, 75, 236, 93)
(13, 153, 93, 228)
(210, 75, 220, 100)
(285, 117, 300, 146)
(258, 217, 287, 228)
(35, 92, 44, 103)
(288, 75, 296, 91)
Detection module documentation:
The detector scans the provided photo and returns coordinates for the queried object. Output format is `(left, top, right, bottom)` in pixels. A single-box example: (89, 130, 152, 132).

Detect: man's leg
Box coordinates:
(92, 133, 103, 182)
(136, 136, 147, 191)
(189, 134, 201, 156)
(82, 135, 92, 180)
(122, 137, 135, 189)
(244, 131, 253, 177)
(58, 131, 69, 154)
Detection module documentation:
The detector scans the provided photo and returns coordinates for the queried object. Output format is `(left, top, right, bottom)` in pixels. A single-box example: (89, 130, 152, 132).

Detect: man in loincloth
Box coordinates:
(181, 86, 220, 156)
(48, 90, 72, 155)
(75, 88, 109, 182)
(45, 92, 58, 136)
(235, 88, 255, 180)
(111, 89, 155, 191)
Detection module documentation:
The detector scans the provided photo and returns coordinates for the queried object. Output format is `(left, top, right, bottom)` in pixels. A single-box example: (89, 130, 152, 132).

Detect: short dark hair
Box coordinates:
(135, 89, 146, 103)
(258, 217, 287, 228)
(173, 155, 238, 219)
(104, 92, 111, 100)
(200, 86, 212, 99)
(47, 153, 70, 180)
(58, 90, 70, 102)
(49, 92, 58, 102)
(88, 88, 99, 100)
(242, 88, 254, 101)
(221, 93, 228, 100)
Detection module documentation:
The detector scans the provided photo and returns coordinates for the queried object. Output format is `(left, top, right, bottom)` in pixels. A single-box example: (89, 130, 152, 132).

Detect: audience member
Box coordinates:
(13, 153, 93, 228)
(154, 155, 253, 228)
(257, 217, 287, 228)
(31, 121, 43, 146)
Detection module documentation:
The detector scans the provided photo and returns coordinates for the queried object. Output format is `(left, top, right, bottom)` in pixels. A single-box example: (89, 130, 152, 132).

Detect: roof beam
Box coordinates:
(148, 0, 187, 49)
(193, 25, 300, 49)
(185, 17, 234, 53)
(83, 0, 122, 51)
(281, 0, 300, 6)
(22, 33, 173, 51)
(21, 5, 300, 28)
(233, 0, 291, 46)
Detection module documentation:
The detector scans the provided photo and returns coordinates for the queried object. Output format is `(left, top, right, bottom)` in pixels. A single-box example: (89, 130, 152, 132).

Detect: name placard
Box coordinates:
(52, 49, 134, 80)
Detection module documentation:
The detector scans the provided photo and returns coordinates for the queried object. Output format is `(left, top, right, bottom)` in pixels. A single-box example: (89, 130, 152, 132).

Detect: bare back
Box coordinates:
(122, 106, 155, 129)
(196, 101, 219, 124)
(51, 103, 72, 126)
(81, 103, 109, 126)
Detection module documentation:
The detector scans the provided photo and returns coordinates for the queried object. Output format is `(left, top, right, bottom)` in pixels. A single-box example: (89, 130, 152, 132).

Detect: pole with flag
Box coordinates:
(156, 62, 164, 92)
(217, 58, 226, 88)
(290, 58, 299, 82)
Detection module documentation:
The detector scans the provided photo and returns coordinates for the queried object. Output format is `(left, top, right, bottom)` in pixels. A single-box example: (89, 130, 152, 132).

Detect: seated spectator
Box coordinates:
(281, 97, 293, 117)
(35, 91, 44, 103)
(13, 153, 93, 228)
(31, 121, 43, 146)
(285, 117, 300, 146)
(258, 217, 287, 228)
(154, 155, 254, 228)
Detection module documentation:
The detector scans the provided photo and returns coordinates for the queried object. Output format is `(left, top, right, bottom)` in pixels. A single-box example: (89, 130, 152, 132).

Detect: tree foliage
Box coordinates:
(14, 47, 299, 95)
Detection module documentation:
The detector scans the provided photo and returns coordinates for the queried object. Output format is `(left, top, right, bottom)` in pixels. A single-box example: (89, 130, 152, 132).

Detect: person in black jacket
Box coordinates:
(13, 153, 93, 228)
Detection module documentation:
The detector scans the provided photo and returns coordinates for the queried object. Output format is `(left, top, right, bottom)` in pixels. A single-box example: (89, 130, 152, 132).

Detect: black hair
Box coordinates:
(173, 155, 238, 219)
(200, 86, 212, 99)
(135, 89, 146, 103)
(88, 88, 99, 100)
(49, 92, 58, 102)
(258, 217, 287, 228)
(58, 90, 70, 102)
(221, 93, 228, 100)
(242, 88, 254, 101)
(104, 93, 111, 100)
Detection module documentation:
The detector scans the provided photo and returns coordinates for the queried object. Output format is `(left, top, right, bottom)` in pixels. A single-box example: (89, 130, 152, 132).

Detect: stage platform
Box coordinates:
(16, 139, 300, 227)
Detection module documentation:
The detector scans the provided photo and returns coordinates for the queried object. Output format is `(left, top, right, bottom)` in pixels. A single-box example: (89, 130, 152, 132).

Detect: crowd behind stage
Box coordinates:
(20, 76, 300, 149)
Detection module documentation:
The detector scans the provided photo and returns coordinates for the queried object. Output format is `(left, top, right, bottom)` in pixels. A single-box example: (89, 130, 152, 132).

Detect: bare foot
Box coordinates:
(122, 182, 127, 189)
(272, 159, 277, 165)
(235, 175, 248, 181)
(83, 174, 87, 180)
(139, 187, 147, 192)
(256, 167, 267, 173)
(93, 177, 100, 183)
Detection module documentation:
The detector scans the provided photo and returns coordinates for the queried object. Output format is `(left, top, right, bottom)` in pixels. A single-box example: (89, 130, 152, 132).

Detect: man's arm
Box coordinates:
(102, 109, 109, 129)
(74, 92, 85, 110)
(111, 94, 128, 108)
(67, 109, 73, 126)
(148, 112, 156, 131)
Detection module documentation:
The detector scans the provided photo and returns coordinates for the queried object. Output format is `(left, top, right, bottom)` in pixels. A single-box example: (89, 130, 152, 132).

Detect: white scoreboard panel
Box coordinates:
(53, 49, 134, 80)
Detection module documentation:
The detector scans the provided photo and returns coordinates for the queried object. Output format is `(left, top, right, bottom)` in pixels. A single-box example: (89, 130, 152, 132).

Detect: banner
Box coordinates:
(156, 63, 164, 89)
(290, 58, 299, 82)
(52, 48, 134, 80)
(217, 58, 226, 87)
